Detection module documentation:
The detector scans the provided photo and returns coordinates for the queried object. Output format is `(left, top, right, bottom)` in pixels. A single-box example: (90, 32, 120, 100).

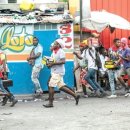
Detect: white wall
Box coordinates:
(82, 0, 91, 19)
(17, 0, 58, 4)
(0, 0, 7, 3)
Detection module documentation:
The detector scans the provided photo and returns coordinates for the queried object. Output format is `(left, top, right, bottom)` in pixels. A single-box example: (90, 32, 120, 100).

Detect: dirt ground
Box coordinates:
(0, 93, 130, 130)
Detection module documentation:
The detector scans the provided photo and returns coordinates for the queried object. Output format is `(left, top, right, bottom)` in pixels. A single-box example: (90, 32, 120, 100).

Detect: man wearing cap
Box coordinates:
(43, 38, 80, 108)
(73, 40, 93, 97)
(74, 38, 105, 97)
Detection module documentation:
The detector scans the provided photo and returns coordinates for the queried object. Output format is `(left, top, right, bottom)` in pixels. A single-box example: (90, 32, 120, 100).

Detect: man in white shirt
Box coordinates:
(43, 39, 80, 108)
(82, 39, 105, 97)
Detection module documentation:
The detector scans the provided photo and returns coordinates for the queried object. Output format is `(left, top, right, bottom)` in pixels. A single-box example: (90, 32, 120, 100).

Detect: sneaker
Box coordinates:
(43, 103, 53, 108)
(83, 94, 88, 98)
(101, 91, 108, 97)
(124, 92, 130, 97)
(107, 95, 117, 99)
(10, 99, 18, 107)
(1, 96, 8, 106)
(95, 89, 102, 98)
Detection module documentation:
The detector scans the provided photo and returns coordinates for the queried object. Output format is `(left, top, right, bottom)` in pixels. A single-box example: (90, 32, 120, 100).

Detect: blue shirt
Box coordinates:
(122, 48, 130, 69)
(34, 43, 43, 68)
(109, 47, 122, 61)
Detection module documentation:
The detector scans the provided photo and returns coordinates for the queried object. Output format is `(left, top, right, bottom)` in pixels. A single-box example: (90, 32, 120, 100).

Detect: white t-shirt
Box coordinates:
(99, 54, 108, 72)
(51, 49, 65, 75)
(82, 47, 97, 70)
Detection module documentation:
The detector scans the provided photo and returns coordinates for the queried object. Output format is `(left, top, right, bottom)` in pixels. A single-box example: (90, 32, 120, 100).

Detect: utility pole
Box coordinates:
(80, 0, 82, 42)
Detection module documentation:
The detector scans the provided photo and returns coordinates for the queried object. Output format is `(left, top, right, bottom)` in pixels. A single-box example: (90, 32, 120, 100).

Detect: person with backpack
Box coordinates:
(84, 38, 106, 97)
(74, 38, 106, 97)
(73, 40, 93, 98)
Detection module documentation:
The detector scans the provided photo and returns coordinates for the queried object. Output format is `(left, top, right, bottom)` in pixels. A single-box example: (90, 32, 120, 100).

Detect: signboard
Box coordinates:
(0, 25, 33, 62)
(58, 23, 74, 61)
(58, 23, 74, 52)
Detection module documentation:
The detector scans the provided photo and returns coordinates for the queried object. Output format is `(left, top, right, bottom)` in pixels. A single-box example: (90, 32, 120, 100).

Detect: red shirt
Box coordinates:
(0, 52, 5, 78)
(111, 45, 121, 52)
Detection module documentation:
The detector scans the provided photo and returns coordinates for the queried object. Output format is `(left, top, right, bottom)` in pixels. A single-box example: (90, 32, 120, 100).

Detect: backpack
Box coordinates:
(95, 52, 102, 68)
(79, 49, 88, 68)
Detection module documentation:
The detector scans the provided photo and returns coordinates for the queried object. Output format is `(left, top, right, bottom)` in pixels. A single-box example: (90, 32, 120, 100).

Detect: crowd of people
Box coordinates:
(74, 34, 130, 99)
(1, 35, 130, 108)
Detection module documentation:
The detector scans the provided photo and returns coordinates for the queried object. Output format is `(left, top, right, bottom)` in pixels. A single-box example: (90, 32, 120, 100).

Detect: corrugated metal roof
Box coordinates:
(0, 14, 73, 24)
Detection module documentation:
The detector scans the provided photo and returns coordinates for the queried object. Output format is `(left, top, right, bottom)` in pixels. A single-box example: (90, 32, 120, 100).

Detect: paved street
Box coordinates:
(0, 94, 130, 130)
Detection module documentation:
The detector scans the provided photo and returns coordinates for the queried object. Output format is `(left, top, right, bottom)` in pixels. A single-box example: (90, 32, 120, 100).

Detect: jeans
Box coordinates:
(108, 70, 116, 95)
(31, 66, 43, 93)
(0, 79, 8, 94)
(85, 68, 104, 92)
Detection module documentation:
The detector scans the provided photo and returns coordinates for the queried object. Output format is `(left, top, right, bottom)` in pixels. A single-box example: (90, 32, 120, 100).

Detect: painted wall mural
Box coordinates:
(0, 24, 74, 62)
(0, 23, 74, 94)
(0, 25, 33, 62)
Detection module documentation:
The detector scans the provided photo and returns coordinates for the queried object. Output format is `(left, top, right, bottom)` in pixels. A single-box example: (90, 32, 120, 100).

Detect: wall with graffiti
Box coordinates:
(0, 23, 74, 94)
(0, 25, 33, 62)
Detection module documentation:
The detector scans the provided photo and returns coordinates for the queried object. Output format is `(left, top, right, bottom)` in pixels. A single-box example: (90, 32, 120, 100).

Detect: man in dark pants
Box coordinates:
(118, 38, 130, 97)
(74, 38, 105, 97)
(1, 71, 18, 107)
(0, 52, 17, 107)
